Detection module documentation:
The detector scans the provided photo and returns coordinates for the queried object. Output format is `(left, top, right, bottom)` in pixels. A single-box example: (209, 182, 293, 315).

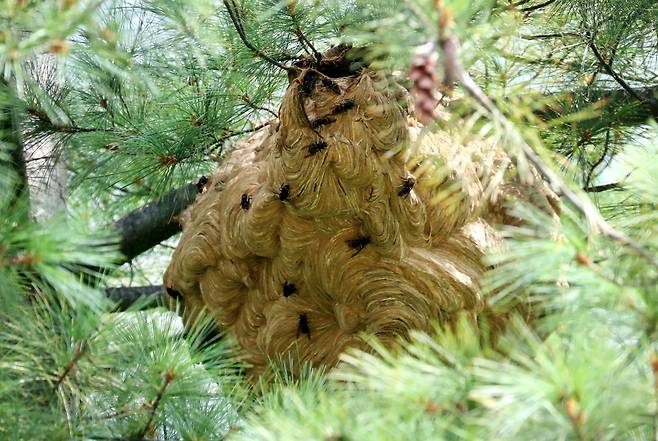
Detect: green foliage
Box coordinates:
(1, 0, 657, 440)
(231, 316, 655, 441)
(1, 296, 245, 440)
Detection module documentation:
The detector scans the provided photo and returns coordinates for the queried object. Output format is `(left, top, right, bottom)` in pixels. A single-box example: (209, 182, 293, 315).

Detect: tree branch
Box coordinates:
(583, 182, 622, 193)
(105, 285, 163, 309)
(588, 40, 658, 114)
(519, 32, 583, 40)
(137, 370, 175, 440)
(222, 0, 294, 72)
(535, 85, 658, 126)
(51, 340, 88, 398)
(113, 183, 197, 265)
(435, 1, 658, 272)
(241, 96, 278, 119)
(104, 123, 270, 272)
(286, 0, 322, 64)
(520, 0, 558, 13)
(584, 127, 611, 189)
(26, 106, 116, 134)
(207, 120, 271, 155)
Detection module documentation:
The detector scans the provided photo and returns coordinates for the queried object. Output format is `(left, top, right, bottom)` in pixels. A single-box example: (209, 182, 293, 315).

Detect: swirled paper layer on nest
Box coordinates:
(164, 65, 559, 375)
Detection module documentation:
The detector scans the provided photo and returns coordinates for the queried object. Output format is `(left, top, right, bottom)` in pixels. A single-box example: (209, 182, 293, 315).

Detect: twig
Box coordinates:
(583, 8, 643, 90)
(137, 370, 175, 440)
(583, 182, 622, 193)
(26, 106, 115, 134)
(41, 124, 112, 134)
(222, 0, 294, 72)
(584, 127, 611, 189)
(286, 1, 322, 64)
(251, 105, 278, 119)
(520, 0, 558, 13)
(519, 32, 582, 40)
(25, 155, 54, 163)
(434, 1, 658, 272)
(50, 125, 112, 133)
(86, 436, 160, 441)
(207, 120, 271, 155)
(241, 95, 278, 118)
(588, 40, 658, 113)
(51, 340, 88, 397)
(564, 397, 587, 441)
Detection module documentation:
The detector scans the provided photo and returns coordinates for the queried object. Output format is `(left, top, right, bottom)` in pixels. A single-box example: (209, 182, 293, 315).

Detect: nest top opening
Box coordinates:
(289, 43, 367, 82)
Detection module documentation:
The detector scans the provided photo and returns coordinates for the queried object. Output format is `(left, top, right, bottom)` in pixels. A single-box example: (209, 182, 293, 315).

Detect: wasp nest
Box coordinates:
(164, 47, 559, 375)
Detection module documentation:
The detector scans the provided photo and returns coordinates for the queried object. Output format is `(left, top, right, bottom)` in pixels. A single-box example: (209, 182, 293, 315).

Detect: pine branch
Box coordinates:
(520, 0, 558, 13)
(51, 340, 88, 398)
(207, 120, 272, 155)
(535, 86, 658, 126)
(435, 1, 658, 272)
(137, 369, 175, 440)
(222, 0, 295, 72)
(26, 106, 114, 134)
(519, 32, 583, 40)
(240, 95, 278, 118)
(583, 182, 622, 193)
(113, 183, 197, 265)
(286, 0, 322, 64)
(584, 127, 611, 189)
(105, 285, 163, 309)
(588, 40, 658, 114)
(515, 29, 658, 126)
(76, 181, 197, 282)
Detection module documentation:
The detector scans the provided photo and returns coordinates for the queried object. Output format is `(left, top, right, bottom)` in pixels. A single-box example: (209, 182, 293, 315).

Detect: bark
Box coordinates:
(83, 182, 197, 305)
(584, 182, 622, 193)
(113, 183, 197, 265)
(104, 285, 164, 309)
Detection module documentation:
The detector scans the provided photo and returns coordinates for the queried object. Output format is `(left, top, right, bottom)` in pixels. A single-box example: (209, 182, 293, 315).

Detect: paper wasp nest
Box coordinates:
(164, 48, 559, 375)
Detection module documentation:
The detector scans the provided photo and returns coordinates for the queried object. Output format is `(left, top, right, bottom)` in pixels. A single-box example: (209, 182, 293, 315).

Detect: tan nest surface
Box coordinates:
(164, 50, 559, 375)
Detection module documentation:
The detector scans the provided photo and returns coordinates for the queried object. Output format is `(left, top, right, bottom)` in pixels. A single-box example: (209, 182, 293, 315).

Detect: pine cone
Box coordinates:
(410, 42, 439, 124)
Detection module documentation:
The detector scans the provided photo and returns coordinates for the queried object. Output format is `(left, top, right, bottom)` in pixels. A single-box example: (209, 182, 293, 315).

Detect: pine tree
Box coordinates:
(1, 1, 657, 440)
